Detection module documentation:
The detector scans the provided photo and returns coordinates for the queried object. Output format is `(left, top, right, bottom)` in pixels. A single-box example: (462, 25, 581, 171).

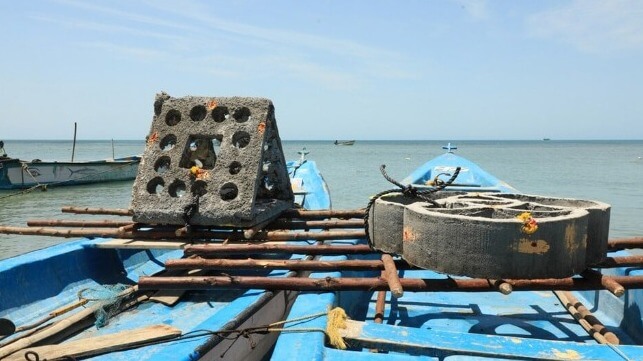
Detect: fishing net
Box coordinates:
(77, 283, 131, 328)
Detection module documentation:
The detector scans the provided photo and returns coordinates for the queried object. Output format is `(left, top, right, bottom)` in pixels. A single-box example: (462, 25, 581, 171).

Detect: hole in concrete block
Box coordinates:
(147, 177, 165, 195)
(212, 106, 229, 123)
(180, 135, 221, 169)
(154, 156, 171, 174)
(232, 131, 250, 148)
(229, 161, 242, 175)
(190, 105, 207, 122)
(192, 180, 208, 196)
(165, 109, 182, 126)
(168, 180, 187, 198)
(160, 134, 177, 151)
(219, 182, 238, 201)
(233, 107, 251, 123)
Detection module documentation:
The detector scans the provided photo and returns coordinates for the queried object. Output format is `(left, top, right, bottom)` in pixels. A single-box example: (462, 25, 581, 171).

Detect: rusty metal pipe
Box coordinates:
(607, 237, 643, 250)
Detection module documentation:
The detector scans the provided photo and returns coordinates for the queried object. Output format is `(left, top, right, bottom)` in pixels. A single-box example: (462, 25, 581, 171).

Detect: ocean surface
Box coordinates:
(1, 139, 642, 260)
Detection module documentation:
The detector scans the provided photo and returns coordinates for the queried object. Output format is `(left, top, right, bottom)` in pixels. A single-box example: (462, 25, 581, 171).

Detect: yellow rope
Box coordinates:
(326, 307, 349, 349)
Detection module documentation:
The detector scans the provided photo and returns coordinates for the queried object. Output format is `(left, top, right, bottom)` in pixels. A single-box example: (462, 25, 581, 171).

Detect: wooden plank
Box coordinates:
(4, 325, 181, 361)
(339, 320, 643, 360)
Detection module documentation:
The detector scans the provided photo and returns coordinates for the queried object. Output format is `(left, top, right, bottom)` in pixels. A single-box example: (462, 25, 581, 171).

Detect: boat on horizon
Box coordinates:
(334, 140, 355, 146)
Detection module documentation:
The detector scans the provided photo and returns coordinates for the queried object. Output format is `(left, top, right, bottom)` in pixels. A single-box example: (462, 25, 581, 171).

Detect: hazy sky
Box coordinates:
(1, 0, 642, 140)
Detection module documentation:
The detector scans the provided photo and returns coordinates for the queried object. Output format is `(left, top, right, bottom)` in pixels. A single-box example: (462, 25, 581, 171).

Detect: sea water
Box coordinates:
(1, 139, 642, 260)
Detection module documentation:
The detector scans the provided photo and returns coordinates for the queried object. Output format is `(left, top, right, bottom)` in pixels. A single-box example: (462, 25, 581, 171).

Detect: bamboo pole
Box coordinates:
(137, 275, 643, 292)
(26, 220, 134, 228)
(165, 257, 410, 271)
(61, 206, 133, 216)
(554, 290, 620, 344)
(183, 244, 375, 256)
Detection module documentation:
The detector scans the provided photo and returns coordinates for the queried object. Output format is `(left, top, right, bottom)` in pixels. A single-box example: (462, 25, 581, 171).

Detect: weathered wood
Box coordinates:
(26, 219, 134, 228)
(597, 255, 643, 268)
(267, 219, 364, 230)
(381, 254, 403, 298)
(608, 237, 643, 250)
(165, 258, 409, 271)
(555, 290, 620, 345)
(489, 279, 513, 295)
(3, 325, 181, 361)
(137, 275, 643, 292)
(184, 244, 375, 256)
(95, 239, 193, 249)
(61, 206, 133, 216)
(582, 269, 625, 297)
(282, 208, 365, 219)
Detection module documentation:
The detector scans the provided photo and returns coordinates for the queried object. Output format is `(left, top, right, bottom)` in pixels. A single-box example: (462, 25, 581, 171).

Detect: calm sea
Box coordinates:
(1, 139, 642, 260)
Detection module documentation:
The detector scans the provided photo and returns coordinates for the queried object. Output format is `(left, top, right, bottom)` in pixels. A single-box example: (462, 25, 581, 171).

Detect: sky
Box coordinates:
(0, 0, 642, 140)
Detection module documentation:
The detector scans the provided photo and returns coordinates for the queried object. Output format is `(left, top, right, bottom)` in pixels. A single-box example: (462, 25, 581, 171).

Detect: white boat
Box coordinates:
(0, 156, 140, 190)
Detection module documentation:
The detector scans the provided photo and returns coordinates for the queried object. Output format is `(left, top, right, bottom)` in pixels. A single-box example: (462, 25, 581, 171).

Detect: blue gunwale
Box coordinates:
(270, 146, 643, 360)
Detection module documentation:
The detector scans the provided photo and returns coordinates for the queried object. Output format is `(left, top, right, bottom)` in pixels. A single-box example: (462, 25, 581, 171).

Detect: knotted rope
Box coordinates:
(364, 164, 461, 247)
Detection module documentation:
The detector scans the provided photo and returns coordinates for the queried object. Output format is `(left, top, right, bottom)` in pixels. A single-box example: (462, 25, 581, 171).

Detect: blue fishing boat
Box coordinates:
(0, 152, 330, 360)
(270, 144, 643, 360)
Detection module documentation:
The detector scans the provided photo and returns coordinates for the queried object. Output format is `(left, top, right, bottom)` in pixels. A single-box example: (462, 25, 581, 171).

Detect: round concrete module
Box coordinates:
(480, 194, 610, 266)
(368, 193, 417, 254)
(402, 200, 590, 279)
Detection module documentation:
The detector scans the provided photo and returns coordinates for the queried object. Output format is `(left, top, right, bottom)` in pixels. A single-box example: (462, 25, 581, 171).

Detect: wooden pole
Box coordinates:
(165, 257, 410, 271)
(184, 244, 375, 256)
(581, 269, 625, 297)
(61, 206, 133, 216)
(137, 274, 643, 292)
(381, 254, 403, 298)
(555, 290, 620, 344)
(608, 237, 643, 250)
(281, 209, 365, 219)
(26, 220, 134, 228)
(71, 122, 77, 162)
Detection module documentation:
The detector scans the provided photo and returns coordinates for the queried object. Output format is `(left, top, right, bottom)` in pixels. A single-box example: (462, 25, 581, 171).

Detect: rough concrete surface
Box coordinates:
(130, 93, 293, 227)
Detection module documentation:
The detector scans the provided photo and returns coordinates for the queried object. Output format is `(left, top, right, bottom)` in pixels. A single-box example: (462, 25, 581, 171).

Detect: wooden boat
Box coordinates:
(0, 153, 331, 360)
(402, 142, 517, 193)
(269, 145, 643, 360)
(0, 156, 140, 190)
(334, 140, 355, 146)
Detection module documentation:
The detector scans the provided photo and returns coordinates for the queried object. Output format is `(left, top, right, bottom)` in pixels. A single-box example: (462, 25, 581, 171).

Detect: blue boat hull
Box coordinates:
(270, 151, 643, 360)
(0, 158, 331, 360)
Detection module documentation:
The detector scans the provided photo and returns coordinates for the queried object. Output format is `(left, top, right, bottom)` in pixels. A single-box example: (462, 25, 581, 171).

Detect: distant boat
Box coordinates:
(0, 156, 140, 190)
(334, 140, 355, 146)
(543, 138, 551, 141)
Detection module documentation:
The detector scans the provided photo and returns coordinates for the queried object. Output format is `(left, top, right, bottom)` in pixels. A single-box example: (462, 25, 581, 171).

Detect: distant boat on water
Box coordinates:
(543, 138, 551, 141)
(0, 139, 140, 190)
(334, 140, 355, 146)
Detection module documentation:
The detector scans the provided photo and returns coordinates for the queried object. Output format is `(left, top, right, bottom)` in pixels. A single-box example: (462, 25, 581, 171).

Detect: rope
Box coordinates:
(364, 164, 461, 247)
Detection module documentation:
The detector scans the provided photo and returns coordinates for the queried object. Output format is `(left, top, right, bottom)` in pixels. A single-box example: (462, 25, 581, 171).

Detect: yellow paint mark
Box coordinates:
(516, 238, 550, 254)
(564, 223, 583, 253)
(510, 337, 522, 344)
(551, 349, 581, 360)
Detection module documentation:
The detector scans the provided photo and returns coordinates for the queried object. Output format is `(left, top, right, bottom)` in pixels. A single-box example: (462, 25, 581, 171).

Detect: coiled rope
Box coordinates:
(364, 164, 461, 247)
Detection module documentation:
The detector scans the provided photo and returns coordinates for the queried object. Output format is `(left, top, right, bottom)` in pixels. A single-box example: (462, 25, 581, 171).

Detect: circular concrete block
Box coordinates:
(403, 196, 590, 279)
(489, 194, 610, 266)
